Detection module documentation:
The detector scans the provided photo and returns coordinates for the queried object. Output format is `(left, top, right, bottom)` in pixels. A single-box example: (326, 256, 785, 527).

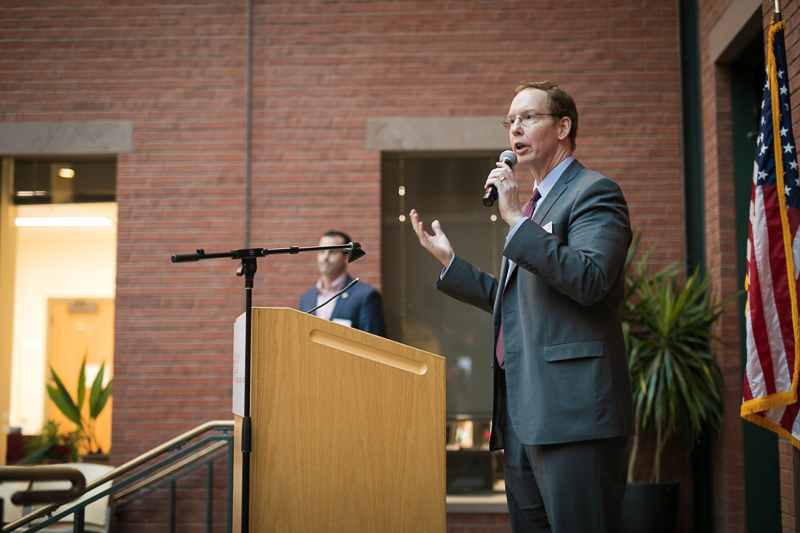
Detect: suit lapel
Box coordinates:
(497, 256, 511, 301)
(505, 250, 518, 286)
(531, 159, 583, 225)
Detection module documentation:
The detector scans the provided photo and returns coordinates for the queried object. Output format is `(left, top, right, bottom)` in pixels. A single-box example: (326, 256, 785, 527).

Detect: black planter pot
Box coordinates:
(621, 480, 680, 533)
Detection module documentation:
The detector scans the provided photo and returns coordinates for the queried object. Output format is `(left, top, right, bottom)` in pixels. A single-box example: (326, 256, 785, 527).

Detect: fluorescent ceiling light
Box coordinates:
(59, 168, 75, 178)
(15, 217, 113, 227)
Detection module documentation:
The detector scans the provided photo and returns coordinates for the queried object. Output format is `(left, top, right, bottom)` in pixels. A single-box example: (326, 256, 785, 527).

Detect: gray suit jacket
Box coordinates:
(436, 160, 634, 450)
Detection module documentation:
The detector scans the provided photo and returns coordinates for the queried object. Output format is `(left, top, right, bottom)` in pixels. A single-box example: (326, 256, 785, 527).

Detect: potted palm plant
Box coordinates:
(18, 420, 80, 464)
(47, 353, 113, 461)
(621, 235, 726, 533)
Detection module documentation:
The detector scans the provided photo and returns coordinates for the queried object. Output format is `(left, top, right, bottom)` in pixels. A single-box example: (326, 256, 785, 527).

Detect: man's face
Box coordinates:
(317, 235, 348, 277)
(507, 88, 565, 169)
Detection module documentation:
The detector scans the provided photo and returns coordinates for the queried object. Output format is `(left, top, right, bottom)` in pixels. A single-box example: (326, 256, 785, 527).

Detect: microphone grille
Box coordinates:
(500, 150, 517, 168)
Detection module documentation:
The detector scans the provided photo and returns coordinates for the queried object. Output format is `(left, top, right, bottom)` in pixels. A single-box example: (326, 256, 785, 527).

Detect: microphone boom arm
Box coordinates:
(171, 242, 364, 264)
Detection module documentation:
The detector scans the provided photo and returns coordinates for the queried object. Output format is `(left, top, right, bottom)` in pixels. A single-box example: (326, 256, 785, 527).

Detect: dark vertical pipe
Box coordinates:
(678, 0, 714, 531)
(168, 480, 176, 533)
(72, 509, 85, 532)
(241, 281, 253, 533)
(227, 438, 234, 533)
(206, 461, 213, 533)
(245, 0, 253, 248)
(679, 0, 705, 277)
(794, 447, 800, 533)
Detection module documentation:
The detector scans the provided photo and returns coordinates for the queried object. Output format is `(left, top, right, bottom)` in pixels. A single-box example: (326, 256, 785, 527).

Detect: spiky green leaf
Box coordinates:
(89, 362, 106, 418)
(77, 354, 87, 411)
(48, 368, 82, 426)
(90, 374, 112, 419)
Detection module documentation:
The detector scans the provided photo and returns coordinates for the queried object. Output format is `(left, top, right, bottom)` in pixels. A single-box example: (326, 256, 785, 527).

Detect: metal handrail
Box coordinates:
(2, 420, 234, 532)
(114, 440, 228, 501)
(0, 466, 86, 506)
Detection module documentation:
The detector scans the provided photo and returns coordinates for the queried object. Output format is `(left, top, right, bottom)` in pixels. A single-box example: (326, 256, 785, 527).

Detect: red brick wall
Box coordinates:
(697, 0, 751, 526)
(1, 0, 690, 529)
(1, 2, 247, 530)
(248, 0, 686, 283)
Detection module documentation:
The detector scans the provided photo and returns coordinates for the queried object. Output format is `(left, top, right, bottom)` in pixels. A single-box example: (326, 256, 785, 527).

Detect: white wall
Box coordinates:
(10, 203, 117, 434)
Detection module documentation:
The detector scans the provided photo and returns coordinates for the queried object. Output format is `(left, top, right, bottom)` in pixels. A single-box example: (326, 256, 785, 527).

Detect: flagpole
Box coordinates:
(795, 453, 800, 533)
(774, 0, 782, 22)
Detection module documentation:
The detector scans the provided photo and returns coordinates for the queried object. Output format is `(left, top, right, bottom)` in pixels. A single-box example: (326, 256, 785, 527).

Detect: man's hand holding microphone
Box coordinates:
(410, 150, 526, 267)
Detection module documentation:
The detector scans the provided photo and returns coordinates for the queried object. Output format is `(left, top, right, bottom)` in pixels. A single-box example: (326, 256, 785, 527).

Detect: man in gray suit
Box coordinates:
(410, 81, 634, 532)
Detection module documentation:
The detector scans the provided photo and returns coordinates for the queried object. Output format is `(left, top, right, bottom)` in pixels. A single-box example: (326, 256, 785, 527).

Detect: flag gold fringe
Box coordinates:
(741, 389, 797, 414)
(742, 411, 800, 449)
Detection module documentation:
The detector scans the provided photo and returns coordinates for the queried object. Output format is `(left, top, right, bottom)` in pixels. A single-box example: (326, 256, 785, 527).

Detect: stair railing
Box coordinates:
(1, 420, 234, 533)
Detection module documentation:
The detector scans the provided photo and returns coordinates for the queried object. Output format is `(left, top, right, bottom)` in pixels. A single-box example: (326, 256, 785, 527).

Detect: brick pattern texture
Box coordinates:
(697, 0, 746, 528)
(0, 0, 714, 530)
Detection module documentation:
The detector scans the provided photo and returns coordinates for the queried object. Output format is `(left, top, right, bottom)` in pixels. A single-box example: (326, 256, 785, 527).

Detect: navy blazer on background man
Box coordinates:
(435, 159, 634, 450)
(299, 275, 387, 337)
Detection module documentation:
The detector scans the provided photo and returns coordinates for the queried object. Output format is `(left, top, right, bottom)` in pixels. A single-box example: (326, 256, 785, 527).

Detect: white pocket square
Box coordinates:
(542, 221, 553, 234)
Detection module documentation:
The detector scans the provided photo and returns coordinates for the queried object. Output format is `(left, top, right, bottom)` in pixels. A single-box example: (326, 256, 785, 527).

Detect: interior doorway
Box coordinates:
(730, 25, 783, 533)
(1, 155, 117, 464)
(47, 299, 115, 455)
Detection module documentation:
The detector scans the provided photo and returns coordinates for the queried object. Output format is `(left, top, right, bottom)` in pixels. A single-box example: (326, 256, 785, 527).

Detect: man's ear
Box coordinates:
(558, 117, 572, 141)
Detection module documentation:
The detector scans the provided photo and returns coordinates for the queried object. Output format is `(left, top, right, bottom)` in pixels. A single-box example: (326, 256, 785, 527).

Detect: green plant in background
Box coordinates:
(19, 420, 80, 464)
(47, 353, 113, 455)
(623, 233, 728, 484)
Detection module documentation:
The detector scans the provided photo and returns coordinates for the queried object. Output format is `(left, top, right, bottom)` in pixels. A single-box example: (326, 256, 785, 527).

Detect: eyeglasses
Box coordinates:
(501, 113, 555, 129)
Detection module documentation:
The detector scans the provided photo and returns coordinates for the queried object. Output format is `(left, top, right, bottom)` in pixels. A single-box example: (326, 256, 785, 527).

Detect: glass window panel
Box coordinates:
(381, 153, 507, 420)
(12, 158, 116, 205)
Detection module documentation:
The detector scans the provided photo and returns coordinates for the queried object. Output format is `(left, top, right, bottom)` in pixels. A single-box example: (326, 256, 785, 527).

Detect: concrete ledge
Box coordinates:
(708, 0, 761, 64)
(365, 117, 508, 152)
(0, 122, 134, 155)
(446, 492, 508, 514)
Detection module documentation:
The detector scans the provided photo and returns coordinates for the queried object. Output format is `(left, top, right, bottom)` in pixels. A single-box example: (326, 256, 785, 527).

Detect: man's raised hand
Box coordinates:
(409, 209, 454, 267)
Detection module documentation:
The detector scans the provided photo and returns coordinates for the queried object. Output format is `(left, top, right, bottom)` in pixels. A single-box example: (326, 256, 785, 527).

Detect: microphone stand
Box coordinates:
(171, 241, 365, 532)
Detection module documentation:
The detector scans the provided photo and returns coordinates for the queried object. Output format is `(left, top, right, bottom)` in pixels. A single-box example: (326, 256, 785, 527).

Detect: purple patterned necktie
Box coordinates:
(496, 188, 542, 367)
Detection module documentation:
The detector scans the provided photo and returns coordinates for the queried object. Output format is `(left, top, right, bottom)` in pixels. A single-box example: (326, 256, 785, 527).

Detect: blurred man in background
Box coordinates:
(299, 230, 386, 337)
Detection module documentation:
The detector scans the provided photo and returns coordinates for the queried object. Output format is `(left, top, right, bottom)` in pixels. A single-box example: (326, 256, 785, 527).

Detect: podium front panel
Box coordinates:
(234, 307, 446, 532)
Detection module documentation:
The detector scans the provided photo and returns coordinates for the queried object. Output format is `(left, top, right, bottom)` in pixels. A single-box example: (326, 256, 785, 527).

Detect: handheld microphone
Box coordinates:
(483, 150, 518, 207)
(308, 278, 360, 315)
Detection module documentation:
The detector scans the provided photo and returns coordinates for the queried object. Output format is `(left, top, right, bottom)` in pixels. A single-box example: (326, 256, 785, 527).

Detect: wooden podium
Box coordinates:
(232, 308, 446, 532)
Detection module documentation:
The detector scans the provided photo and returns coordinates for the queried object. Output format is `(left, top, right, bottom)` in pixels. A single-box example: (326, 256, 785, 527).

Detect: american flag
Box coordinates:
(741, 18, 800, 447)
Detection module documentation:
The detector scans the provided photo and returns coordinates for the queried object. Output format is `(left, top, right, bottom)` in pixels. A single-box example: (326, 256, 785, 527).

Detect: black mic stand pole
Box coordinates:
(171, 242, 364, 532)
